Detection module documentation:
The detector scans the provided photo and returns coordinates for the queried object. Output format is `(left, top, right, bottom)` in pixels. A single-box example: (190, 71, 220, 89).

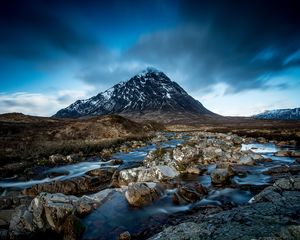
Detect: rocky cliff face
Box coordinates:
(53, 67, 214, 118)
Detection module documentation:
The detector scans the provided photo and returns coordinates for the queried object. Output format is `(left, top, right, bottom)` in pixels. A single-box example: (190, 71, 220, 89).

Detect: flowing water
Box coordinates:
(0, 133, 298, 239)
(82, 140, 299, 240)
(0, 133, 185, 190)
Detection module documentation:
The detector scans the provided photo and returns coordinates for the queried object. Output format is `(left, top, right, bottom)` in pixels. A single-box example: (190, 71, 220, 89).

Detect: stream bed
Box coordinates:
(81, 140, 298, 239)
(0, 133, 299, 240)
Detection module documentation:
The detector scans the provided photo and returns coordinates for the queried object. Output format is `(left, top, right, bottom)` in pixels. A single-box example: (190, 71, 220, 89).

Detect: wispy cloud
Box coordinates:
(0, 90, 89, 116)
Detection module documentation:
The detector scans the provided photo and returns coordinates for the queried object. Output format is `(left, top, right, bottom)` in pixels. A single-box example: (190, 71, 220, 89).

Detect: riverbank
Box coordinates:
(0, 129, 299, 239)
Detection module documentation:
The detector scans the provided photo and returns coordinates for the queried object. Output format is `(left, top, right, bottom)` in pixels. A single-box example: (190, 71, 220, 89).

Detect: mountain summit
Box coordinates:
(53, 67, 215, 119)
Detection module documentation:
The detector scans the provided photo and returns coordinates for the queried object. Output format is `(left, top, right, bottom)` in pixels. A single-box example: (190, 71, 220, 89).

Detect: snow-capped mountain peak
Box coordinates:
(253, 108, 300, 120)
(53, 67, 214, 118)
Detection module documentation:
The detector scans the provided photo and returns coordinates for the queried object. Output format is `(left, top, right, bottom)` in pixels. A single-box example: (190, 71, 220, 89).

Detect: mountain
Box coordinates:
(53, 67, 216, 121)
(254, 108, 300, 120)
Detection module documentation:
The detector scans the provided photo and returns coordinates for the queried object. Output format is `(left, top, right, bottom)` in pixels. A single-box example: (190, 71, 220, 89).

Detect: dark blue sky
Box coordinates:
(1, 0, 300, 116)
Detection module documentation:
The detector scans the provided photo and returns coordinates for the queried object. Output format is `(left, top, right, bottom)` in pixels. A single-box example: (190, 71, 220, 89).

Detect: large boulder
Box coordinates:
(274, 150, 291, 157)
(148, 178, 300, 240)
(9, 189, 117, 239)
(155, 165, 179, 181)
(118, 166, 179, 186)
(23, 167, 116, 196)
(250, 176, 300, 204)
(172, 145, 202, 170)
(63, 215, 85, 240)
(144, 148, 173, 168)
(210, 168, 231, 186)
(173, 183, 208, 204)
(9, 205, 35, 237)
(239, 155, 255, 165)
(125, 182, 164, 207)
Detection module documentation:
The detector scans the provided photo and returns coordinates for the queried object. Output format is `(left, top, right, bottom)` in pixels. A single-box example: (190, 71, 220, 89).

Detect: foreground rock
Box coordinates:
(118, 166, 179, 186)
(125, 182, 164, 207)
(173, 183, 208, 204)
(143, 132, 261, 175)
(210, 168, 231, 186)
(8, 189, 117, 239)
(148, 176, 300, 240)
(23, 167, 116, 196)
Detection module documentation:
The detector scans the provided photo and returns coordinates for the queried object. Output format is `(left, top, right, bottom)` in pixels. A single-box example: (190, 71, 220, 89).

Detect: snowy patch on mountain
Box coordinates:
(253, 108, 300, 120)
(53, 68, 214, 118)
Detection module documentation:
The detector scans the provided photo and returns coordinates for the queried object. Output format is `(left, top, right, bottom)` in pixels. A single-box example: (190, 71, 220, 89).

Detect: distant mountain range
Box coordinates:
(254, 108, 300, 120)
(53, 67, 216, 122)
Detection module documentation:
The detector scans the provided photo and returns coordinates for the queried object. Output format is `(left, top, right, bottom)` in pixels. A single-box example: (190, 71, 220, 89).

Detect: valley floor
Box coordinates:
(0, 114, 300, 239)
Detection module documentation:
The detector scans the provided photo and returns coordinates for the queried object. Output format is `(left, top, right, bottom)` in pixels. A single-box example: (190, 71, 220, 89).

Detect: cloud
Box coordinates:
(0, 0, 99, 60)
(0, 0, 300, 117)
(0, 90, 88, 116)
(77, 24, 300, 94)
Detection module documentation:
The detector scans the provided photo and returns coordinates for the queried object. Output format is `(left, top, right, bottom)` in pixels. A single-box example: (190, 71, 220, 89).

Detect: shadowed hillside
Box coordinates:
(0, 113, 162, 165)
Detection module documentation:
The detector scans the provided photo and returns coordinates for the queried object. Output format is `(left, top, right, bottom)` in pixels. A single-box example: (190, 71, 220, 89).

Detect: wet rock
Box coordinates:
(250, 153, 263, 161)
(210, 168, 231, 186)
(24, 167, 115, 196)
(118, 167, 153, 185)
(83, 188, 118, 208)
(125, 182, 164, 207)
(173, 146, 201, 169)
(144, 148, 174, 168)
(239, 155, 255, 165)
(75, 198, 93, 216)
(119, 231, 131, 240)
(118, 166, 179, 186)
(173, 183, 208, 204)
(274, 176, 300, 190)
(108, 159, 124, 165)
(251, 176, 300, 204)
(8, 191, 111, 238)
(149, 177, 300, 240)
(216, 163, 234, 176)
(44, 201, 75, 232)
(63, 215, 85, 240)
(87, 167, 116, 179)
(155, 165, 179, 181)
(249, 186, 283, 204)
(263, 165, 300, 175)
(9, 205, 35, 237)
(274, 150, 291, 157)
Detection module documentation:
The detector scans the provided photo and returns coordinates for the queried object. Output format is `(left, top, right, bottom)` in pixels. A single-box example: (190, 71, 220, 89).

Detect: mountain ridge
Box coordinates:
(53, 67, 215, 120)
(253, 107, 300, 120)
